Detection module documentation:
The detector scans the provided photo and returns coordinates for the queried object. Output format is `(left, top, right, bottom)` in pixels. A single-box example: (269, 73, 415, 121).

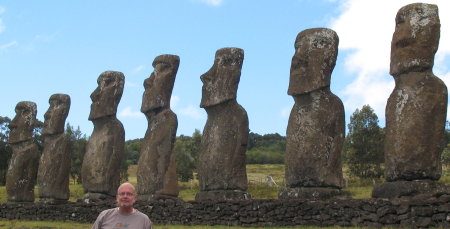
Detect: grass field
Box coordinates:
(0, 164, 392, 203)
(2, 164, 449, 202)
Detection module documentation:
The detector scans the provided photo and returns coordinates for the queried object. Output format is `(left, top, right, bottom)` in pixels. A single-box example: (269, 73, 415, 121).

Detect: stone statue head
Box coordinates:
(9, 101, 37, 144)
(42, 94, 71, 135)
(288, 28, 338, 95)
(390, 3, 440, 77)
(89, 71, 125, 120)
(141, 54, 180, 113)
(200, 47, 244, 108)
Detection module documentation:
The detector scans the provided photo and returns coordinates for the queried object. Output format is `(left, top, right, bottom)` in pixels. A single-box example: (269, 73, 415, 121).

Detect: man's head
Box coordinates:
(141, 54, 180, 113)
(288, 28, 338, 95)
(89, 71, 125, 120)
(42, 94, 71, 135)
(116, 182, 137, 210)
(200, 47, 244, 108)
(390, 3, 440, 77)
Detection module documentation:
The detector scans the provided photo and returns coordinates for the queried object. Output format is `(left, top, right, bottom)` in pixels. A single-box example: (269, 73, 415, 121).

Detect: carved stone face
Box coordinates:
(141, 55, 180, 113)
(42, 94, 71, 135)
(288, 28, 338, 95)
(89, 71, 125, 120)
(390, 3, 440, 77)
(9, 101, 37, 144)
(200, 48, 244, 108)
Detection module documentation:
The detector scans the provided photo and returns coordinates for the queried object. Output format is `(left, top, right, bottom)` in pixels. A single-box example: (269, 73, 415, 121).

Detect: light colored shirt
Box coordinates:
(92, 208, 152, 229)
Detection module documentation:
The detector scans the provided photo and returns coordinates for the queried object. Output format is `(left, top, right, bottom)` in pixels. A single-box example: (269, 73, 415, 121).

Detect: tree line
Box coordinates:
(1, 104, 450, 185)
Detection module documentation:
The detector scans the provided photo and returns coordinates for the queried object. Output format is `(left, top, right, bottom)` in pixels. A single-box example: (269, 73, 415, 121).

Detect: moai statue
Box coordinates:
(37, 94, 71, 204)
(372, 3, 449, 198)
(6, 101, 40, 203)
(279, 28, 349, 200)
(137, 54, 180, 200)
(81, 71, 126, 200)
(196, 47, 250, 201)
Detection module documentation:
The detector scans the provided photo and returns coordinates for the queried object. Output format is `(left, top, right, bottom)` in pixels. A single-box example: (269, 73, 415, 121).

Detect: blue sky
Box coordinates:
(1, 0, 450, 140)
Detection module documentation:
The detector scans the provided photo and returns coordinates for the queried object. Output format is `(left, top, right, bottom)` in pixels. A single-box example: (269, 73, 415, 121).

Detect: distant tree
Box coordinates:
(0, 116, 12, 185)
(343, 105, 385, 179)
(246, 132, 286, 164)
(248, 132, 286, 151)
(65, 123, 88, 184)
(122, 129, 201, 182)
(174, 129, 202, 181)
(120, 152, 129, 182)
(189, 129, 202, 161)
(120, 139, 142, 182)
(33, 119, 44, 152)
(441, 122, 450, 167)
(125, 138, 142, 165)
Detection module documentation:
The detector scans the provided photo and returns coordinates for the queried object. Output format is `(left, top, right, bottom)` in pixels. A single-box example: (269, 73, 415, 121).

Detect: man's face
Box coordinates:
(116, 184, 136, 208)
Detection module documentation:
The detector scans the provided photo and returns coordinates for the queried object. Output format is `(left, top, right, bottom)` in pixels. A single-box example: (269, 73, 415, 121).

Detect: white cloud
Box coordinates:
(119, 107, 144, 118)
(0, 40, 18, 51)
(195, 0, 223, 6)
(280, 105, 292, 119)
(132, 65, 146, 74)
(170, 95, 180, 109)
(341, 72, 394, 116)
(0, 18, 4, 33)
(179, 105, 205, 120)
(439, 71, 450, 121)
(0, 7, 5, 14)
(125, 80, 140, 88)
(329, 0, 450, 120)
(34, 34, 57, 43)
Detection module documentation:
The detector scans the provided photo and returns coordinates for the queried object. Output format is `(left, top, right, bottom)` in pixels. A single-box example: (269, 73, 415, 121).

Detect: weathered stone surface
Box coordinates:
(372, 180, 450, 199)
(197, 48, 249, 201)
(37, 94, 71, 203)
(288, 28, 338, 95)
(279, 187, 350, 201)
(38, 134, 71, 203)
(137, 54, 180, 199)
(384, 3, 447, 182)
(390, 3, 440, 78)
(1, 197, 450, 228)
(283, 28, 345, 198)
(6, 101, 40, 203)
(8, 101, 36, 144)
(195, 190, 251, 201)
(200, 48, 244, 108)
(81, 71, 125, 198)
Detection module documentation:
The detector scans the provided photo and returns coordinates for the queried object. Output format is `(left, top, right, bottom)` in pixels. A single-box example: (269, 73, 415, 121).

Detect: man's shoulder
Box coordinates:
(134, 209, 150, 219)
(98, 208, 118, 217)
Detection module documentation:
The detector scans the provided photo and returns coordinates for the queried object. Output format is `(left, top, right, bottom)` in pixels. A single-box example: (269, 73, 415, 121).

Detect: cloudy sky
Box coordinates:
(1, 0, 449, 140)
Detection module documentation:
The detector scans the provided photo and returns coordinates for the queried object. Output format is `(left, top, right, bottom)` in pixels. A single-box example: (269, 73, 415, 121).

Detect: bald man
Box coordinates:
(92, 183, 152, 229)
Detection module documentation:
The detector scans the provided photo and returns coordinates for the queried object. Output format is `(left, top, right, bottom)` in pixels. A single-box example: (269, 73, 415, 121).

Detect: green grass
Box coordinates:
(344, 186, 373, 199)
(0, 220, 90, 228)
(0, 186, 5, 203)
(2, 164, 450, 203)
(69, 183, 85, 201)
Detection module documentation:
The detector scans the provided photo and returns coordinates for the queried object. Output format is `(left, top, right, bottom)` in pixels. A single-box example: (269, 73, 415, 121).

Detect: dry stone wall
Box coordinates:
(1, 195, 450, 228)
